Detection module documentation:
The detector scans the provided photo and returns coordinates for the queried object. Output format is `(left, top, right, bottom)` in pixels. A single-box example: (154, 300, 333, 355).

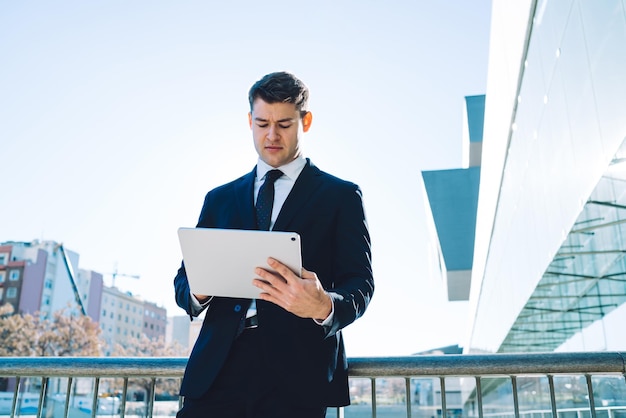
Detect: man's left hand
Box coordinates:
(253, 257, 332, 321)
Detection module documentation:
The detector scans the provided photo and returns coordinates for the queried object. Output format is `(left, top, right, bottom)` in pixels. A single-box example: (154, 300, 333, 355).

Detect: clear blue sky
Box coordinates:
(0, 1, 492, 356)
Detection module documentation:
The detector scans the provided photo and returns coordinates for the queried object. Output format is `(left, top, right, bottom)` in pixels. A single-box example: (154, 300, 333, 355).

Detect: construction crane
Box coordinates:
(106, 268, 140, 288)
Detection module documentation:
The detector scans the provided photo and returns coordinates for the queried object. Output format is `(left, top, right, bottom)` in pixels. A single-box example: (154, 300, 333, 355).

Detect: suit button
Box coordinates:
(234, 304, 242, 312)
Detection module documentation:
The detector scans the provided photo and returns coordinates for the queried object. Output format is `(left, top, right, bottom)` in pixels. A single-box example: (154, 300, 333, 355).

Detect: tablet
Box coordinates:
(177, 227, 302, 299)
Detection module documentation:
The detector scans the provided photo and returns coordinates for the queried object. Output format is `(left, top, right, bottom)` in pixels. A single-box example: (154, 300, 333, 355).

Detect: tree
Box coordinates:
(0, 304, 103, 394)
(33, 306, 102, 357)
(0, 303, 103, 357)
(0, 304, 37, 356)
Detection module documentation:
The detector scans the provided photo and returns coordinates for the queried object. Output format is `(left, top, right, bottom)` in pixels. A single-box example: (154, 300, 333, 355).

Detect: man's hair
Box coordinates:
(248, 72, 309, 116)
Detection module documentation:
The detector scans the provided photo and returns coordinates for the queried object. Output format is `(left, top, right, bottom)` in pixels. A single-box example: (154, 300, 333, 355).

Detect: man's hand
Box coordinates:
(193, 294, 211, 304)
(253, 257, 332, 321)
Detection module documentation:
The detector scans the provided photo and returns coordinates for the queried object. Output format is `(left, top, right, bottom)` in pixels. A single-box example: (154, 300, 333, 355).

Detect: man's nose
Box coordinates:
(267, 125, 279, 141)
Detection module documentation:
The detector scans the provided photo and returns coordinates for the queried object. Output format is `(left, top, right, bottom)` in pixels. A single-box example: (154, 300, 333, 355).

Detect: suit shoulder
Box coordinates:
(204, 172, 250, 198)
(314, 166, 362, 192)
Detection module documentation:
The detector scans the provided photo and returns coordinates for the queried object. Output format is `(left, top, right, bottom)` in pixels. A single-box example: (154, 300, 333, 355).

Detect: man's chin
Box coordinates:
(261, 155, 293, 168)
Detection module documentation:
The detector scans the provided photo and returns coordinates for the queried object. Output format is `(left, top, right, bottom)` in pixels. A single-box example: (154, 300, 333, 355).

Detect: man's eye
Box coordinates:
(256, 123, 268, 128)
(279, 124, 291, 129)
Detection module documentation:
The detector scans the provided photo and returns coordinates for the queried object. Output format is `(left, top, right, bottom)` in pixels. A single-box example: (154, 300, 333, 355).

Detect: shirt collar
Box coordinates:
(256, 155, 306, 181)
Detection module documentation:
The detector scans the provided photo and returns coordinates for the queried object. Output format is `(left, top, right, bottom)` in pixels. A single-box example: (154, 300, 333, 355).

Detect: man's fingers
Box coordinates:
(253, 261, 330, 319)
(266, 257, 298, 281)
(300, 267, 316, 280)
(253, 266, 288, 296)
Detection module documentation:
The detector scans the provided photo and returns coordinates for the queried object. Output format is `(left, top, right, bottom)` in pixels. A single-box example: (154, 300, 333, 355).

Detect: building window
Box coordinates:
(9, 270, 20, 281)
(103, 309, 107, 317)
(6, 288, 17, 299)
(0, 271, 5, 283)
(0, 253, 7, 265)
(0, 288, 3, 300)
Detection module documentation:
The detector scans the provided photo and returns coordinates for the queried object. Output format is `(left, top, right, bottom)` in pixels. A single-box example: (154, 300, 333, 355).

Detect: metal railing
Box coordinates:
(0, 352, 625, 418)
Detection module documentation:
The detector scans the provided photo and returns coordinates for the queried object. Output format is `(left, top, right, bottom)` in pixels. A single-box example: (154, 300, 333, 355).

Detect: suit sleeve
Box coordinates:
(174, 192, 214, 317)
(324, 185, 374, 337)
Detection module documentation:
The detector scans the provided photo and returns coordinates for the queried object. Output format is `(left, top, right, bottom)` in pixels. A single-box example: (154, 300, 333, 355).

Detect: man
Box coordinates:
(174, 71, 374, 417)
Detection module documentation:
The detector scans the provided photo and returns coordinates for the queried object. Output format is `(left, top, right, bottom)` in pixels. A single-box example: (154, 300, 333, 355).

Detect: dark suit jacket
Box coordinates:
(174, 159, 374, 407)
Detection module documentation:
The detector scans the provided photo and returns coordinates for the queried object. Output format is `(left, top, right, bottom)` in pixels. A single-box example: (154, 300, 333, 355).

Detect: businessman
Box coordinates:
(174, 71, 374, 417)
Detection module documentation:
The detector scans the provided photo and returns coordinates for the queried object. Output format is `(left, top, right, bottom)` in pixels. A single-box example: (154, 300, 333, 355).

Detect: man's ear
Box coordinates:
(302, 112, 313, 132)
(248, 112, 253, 129)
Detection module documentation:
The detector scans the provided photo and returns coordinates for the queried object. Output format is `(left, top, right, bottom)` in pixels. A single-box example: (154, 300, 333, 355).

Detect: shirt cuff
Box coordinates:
(190, 294, 213, 315)
(313, 292, 336, 326)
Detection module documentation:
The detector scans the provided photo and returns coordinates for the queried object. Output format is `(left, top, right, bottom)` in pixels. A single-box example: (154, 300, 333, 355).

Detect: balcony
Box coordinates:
(1, 352, 625, 417)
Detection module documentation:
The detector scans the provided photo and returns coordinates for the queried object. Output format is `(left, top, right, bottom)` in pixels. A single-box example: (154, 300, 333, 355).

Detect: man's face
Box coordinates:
(248, 98, 312, 168)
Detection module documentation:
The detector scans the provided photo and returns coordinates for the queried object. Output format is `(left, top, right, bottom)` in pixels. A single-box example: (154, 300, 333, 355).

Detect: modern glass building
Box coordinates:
(465, 0, 626, 355)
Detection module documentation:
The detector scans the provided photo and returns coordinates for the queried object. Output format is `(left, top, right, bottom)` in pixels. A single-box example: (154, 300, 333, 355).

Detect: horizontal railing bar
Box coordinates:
(0, 352, 624, 378)
(347, 352, 626, 376)
(0, 357, 188, 377)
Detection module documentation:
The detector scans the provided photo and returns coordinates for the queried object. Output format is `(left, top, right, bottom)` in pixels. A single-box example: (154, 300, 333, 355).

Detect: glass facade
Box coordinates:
(468, 0, 626, 354)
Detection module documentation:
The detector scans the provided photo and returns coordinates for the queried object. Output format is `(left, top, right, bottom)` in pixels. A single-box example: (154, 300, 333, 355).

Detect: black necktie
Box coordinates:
(255, 169, 283, 231)
(240, 169, 283, 334)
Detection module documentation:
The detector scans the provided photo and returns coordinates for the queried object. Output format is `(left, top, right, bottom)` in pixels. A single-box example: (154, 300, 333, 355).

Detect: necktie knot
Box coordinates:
(264, 169, 283, 184)
(255, 169, 283, 230)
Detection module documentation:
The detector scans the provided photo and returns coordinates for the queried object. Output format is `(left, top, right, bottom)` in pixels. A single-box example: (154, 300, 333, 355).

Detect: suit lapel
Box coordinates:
(273, 159, 323, 231)
(234, 167, 258, 230)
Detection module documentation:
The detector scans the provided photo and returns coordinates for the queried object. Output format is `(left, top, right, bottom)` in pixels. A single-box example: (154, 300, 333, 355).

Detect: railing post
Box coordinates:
(120, 377, 128, 418)
(512, 376, 520, 418)
(63, 377, 72, 418)
(440, 377, 448, 418)
(371, 377, 377, 418)
(586, 374, 597, 418)
(10, 376, 21, 418)
(548, 375, 557, 418)
(92, 377, 100, 418)
(406, 377, 412, 418)
(148, 377, 156, 418)
(37, 377, 47, 418)
(476, 376, 484, 418)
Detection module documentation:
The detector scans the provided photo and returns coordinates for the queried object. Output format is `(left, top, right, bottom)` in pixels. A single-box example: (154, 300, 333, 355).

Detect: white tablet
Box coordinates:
(177, 227, 302, 299)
